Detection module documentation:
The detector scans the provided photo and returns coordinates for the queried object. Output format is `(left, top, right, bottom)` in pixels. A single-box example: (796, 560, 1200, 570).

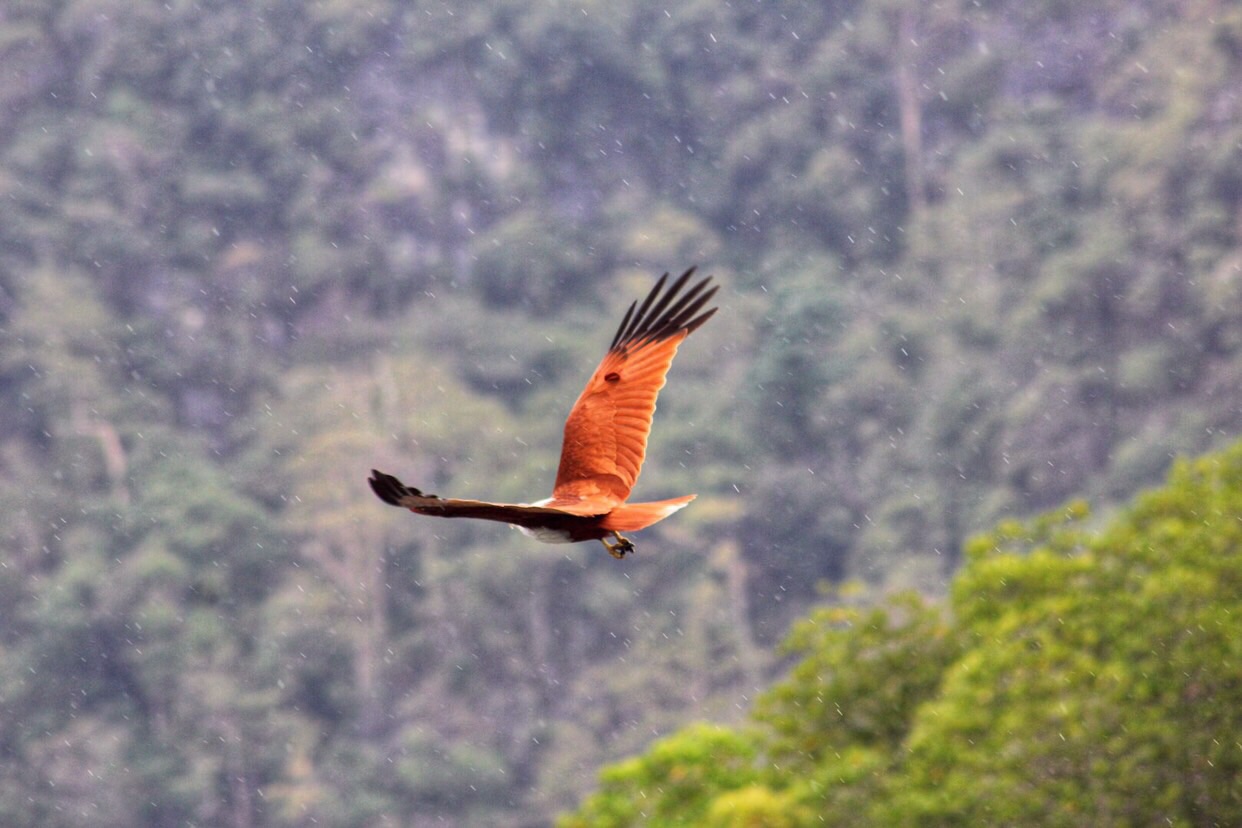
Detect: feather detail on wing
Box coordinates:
(552, 268, 718, 504)
(369, 470, 607, 527)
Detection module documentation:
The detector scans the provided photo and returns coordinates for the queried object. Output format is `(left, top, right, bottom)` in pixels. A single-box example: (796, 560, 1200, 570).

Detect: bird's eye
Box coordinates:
(604, 372, 621, 383)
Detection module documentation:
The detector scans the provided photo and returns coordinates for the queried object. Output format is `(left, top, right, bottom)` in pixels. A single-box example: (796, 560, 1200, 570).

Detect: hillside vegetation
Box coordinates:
(1, 0, 1241, 823)
(564, 441, 1242, 825)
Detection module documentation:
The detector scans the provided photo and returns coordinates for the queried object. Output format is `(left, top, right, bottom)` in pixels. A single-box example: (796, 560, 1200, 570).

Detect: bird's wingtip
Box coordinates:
(611, 266, 719, 350)
(369, 469, 431, 507)
(368, 469, 406, 506)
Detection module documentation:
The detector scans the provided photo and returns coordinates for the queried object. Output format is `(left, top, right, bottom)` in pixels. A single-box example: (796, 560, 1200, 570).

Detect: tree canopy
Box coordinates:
(564, 440, 1242, 825)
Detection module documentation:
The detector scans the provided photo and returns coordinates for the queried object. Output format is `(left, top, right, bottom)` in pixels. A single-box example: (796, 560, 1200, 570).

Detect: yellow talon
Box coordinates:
(601, 531, 636, 559)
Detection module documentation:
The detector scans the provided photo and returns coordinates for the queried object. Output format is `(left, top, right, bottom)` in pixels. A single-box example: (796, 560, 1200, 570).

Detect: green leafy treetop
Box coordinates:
(563, 439, 1242, 826)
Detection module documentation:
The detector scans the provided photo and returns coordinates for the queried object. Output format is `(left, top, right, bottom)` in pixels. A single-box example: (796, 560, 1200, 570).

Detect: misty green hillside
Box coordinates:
(1, 0, 1241, 824)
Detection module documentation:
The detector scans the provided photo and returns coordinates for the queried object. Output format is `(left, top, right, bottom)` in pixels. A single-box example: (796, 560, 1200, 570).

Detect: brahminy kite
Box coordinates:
(369, 268, 717, 558)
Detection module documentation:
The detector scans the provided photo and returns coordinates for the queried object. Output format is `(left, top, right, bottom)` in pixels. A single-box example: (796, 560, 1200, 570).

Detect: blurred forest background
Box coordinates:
(1, 0, 1241, 825)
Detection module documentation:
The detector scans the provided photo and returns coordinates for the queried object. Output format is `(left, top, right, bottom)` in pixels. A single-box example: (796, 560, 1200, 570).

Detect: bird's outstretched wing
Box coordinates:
(551, 268, 717, 509)
(369, 470, 606, 527)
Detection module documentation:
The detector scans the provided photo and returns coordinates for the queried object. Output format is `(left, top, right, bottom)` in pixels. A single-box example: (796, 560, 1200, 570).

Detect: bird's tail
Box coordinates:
(601, 495, 696, 532)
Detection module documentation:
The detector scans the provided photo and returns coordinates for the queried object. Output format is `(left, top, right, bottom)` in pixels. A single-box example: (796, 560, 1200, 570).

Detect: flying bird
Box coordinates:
(369, 268, 718, 558)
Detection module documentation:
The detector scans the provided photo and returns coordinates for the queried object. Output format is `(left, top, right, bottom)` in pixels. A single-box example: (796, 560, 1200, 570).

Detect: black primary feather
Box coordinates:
(369, 469, 436, 506)
(609, 267, 718, 353)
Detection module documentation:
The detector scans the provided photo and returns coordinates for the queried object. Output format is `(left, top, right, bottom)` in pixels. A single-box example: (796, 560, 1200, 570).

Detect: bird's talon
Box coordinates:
(603, 533, 635, 559)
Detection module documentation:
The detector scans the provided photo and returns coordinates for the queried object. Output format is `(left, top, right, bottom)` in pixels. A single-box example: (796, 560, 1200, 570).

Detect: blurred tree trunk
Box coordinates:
(224, 716, 255, 828)
(71, 401, 129, 504)
(303, 531, 389, 737)
(896, 7, 926, 220)
(719, 542, 763, 692)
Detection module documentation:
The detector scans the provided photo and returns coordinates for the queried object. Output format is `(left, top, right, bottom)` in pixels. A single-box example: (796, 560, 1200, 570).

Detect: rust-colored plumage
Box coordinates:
(369, 268, 717, 558)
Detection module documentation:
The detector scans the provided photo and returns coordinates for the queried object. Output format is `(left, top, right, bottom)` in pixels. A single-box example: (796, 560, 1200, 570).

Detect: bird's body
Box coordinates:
(369, 268, 717, 558)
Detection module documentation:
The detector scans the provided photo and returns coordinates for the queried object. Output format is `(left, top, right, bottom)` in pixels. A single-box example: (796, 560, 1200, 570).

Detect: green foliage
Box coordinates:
(757, 593, 960, 771)
(892, 446, 1242, 825)
(470, 209, 597, 312)
(566, 440, 1242, 826)
(704, 786, 808, 828)
(558, 724, 760, 828)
